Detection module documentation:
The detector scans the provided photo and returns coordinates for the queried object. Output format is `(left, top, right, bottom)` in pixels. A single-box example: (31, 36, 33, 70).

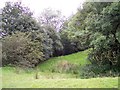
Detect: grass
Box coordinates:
(1, 49, 119, 88)
(2, 67, 118, 88)
(37, 49, 90, 72)
(0, 68, 2, 89)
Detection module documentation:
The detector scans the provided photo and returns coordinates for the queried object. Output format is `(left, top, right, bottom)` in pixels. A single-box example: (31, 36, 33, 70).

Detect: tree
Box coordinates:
(38, 8, 65, 32)
(38, 8, 64, 56)
(60, 4, 92, 55)
(26, 29, 54, 60)
(84, 2, 120, 69)
(2, 2, 38, 35)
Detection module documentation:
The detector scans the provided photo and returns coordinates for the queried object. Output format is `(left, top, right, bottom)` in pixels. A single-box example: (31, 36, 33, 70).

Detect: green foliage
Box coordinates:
(80, 64, 120, 79)
(79, 2, 120, 71)
(2, 32, 44, 68)
(1, 2, 64, 67)
(60, 29, 73, 54)
(27, 30, 53, 60)
(2, 2, 36, 34)
(60, 3, 94, 55)
(60, 28, 91, 54)
(60, 2, 120, 77)
(116, 30, 120, 43)
(44, 26, 63, 56)
(39, 9, 64, 56)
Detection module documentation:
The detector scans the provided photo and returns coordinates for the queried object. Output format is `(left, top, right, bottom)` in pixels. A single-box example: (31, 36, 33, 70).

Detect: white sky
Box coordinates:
(0, 0, 85, 18)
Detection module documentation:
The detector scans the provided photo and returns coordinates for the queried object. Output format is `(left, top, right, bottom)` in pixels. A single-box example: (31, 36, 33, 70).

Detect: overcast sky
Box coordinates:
(0, 0, 85, 18)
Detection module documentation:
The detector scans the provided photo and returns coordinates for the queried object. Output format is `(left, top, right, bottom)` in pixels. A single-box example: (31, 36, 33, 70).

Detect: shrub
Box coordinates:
(80, 64, 120, 79)
(2, 32, 44, 68)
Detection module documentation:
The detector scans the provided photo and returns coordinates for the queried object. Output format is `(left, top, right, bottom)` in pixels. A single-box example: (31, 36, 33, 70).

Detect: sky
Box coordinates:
(0, 0, 85, 18)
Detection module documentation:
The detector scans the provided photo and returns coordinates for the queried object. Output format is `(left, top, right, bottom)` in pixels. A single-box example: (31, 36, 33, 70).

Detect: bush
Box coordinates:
(88, 47, 120, 70)
(2, 32, 44, 68)
(80, 64, 120, 79)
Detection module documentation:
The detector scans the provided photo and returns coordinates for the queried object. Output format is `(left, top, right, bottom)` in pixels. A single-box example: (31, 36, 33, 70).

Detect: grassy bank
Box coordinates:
(37, 49, 90, 72)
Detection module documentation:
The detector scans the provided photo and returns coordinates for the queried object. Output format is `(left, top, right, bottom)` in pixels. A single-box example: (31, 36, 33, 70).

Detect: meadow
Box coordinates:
(1, 50, 119, 88)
